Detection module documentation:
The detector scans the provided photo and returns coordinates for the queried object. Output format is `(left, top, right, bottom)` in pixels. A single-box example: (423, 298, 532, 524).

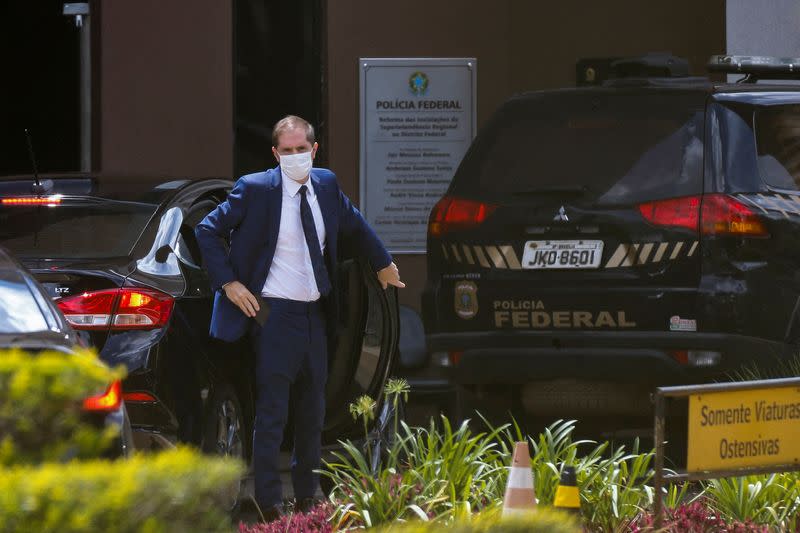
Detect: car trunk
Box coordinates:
(428, 88, 708, 336)
(25, 260, 133, 350)
(0, 197, 156, 350)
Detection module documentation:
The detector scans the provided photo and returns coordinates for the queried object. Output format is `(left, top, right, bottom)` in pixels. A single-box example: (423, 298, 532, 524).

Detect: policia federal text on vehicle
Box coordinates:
(423, 55, 800, 420)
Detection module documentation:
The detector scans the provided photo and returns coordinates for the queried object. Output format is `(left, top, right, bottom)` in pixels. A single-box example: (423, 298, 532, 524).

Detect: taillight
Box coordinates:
(57, 287, 174, 330)
(429, 196, 497, 237)
(700, 194, 769, 237)
(638, 194, 768, 237)
(122, 391, 157, 403)
(638, 196, 700, 231)
(114, 289, 173, 328)
(448, 350, 464, 366)
(83, 380, 122, 412)
(57, 289, 118, 329)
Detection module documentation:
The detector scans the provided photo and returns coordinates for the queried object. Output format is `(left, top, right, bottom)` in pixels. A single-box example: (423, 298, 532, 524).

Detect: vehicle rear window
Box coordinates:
(0, 199, 157, 258)
(0, 272, 49, 333)
(452, 90, 706, 205)
(754, 105, 800, 190)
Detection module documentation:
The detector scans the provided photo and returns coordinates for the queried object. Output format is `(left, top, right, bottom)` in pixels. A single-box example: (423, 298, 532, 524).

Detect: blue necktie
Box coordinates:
(299, 185, 332, 297)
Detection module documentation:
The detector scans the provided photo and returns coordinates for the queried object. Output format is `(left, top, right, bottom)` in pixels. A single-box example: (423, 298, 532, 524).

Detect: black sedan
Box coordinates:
(0, 245, 133, 457)
(0, 174, 400, 465)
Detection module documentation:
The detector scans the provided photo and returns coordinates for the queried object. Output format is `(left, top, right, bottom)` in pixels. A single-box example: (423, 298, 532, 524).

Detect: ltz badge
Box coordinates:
(454, 281, 479, 319)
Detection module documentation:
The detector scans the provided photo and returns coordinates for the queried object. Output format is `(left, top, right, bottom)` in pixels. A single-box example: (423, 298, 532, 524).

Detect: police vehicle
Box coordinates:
(423, 55, 800, 419)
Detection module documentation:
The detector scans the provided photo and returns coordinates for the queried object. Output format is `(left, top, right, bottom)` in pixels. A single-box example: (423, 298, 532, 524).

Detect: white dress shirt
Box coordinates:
(261, 176, 327, 302)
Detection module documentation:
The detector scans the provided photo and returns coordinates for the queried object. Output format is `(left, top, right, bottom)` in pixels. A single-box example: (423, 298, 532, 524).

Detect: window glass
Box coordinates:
(23, 276, 61, 331)
(0, 200, 156, 258)
(175, 227, 203, 267)
(755, 105, 800, 190)
(0, 273, 48, 333)
(454, 91, 706, 205)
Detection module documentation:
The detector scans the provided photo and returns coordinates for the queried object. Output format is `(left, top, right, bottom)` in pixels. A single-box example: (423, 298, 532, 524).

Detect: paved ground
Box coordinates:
(235, 451, 325, 524)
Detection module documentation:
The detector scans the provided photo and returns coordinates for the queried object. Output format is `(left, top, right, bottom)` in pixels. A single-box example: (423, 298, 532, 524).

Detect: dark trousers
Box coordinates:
(252, 297, 327, 508)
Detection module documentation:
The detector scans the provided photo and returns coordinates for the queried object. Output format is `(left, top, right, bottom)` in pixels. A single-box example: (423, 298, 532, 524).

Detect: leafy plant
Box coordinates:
(330, 393, 800, 532)
(323, 436, 450, 528)
(0, 348, 125, 465)
(633, 500, 769, 532)
(580, 438, 655, 532)
(728, 352, 800, 381)
(239, 501, 334, 533)
(0, 447, 243, 533)
(378, 506, 580, 533)
(703, 473, 800, 528)
(400, 416, 510, 512)
(384, 378, 410, 437)
(662, 481, 698, 509)
(350, 394, 377, 463)
(323, 415, 510, 528)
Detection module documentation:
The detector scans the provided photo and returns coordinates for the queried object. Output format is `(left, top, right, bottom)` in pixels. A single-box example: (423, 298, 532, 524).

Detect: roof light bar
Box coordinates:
(1, 195, 62, 206)
(708, 55, 800, 79)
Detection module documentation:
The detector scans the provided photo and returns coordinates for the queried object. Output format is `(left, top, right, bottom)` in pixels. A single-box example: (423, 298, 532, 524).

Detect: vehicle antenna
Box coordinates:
(24, 128, 45, 194)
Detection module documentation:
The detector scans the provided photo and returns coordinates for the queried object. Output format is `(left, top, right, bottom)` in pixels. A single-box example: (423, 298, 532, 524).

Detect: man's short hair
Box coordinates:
(271, 115, 316, 147)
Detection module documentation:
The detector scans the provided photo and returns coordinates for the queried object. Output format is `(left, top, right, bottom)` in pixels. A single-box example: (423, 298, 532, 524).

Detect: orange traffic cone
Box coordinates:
(502, 441, 537, 517)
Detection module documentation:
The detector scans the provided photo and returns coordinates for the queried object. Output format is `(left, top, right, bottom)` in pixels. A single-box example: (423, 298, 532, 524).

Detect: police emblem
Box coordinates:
(454, 281, 478, 319)
(409, 71, 429, 96)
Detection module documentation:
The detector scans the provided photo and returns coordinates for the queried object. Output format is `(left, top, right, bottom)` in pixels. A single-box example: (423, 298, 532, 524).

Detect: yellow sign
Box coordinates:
(687, 385, 800, 472)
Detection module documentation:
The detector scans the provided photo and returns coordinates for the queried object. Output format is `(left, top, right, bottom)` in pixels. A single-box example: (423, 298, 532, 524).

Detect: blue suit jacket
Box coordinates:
(195, 167, 392, 342)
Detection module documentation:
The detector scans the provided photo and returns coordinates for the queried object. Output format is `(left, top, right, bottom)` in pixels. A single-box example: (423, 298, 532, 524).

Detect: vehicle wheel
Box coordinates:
(202, 382, 246, 512)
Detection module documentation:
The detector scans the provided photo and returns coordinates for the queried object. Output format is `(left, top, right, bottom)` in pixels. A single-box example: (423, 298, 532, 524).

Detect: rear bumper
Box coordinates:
(427, 330, 791, 385)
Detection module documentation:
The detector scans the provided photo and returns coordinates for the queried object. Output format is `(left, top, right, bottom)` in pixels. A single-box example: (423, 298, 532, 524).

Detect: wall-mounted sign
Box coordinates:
(359, 58, 477, 253)
(687, 384, 800, 472)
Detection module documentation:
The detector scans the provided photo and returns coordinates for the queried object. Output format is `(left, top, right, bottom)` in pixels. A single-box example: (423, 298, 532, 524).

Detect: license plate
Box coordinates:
(521, 240, 604, 269)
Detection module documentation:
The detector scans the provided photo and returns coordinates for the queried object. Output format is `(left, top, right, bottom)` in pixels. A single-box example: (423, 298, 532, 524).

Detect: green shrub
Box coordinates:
(324, 416, 509, 528)
(0, 348, 125, 465)
(378, 507, 579, 533)
(325, 407, 660, 531)
(0, 447, 243, 533)
(492, 418, 655, 532)
(703, 472, 800, 528)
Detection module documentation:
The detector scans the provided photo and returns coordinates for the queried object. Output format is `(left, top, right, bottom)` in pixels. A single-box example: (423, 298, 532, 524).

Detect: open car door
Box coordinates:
(323, 256, 400, 444)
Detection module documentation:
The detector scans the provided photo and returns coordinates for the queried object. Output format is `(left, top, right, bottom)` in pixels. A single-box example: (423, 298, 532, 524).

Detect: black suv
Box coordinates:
(423, 55, 800, 420)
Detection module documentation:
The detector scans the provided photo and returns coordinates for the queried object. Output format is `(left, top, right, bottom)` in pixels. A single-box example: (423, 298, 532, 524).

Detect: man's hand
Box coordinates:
(377, 262, 405, 289)
(223, 281, 260, 317)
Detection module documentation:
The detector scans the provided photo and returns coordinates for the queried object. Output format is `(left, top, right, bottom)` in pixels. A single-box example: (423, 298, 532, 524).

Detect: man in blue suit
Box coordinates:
(196, 115, 404, 519)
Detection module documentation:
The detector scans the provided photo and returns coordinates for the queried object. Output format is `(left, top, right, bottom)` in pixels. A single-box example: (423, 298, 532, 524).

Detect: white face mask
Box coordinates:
(279, 151, 313, 182)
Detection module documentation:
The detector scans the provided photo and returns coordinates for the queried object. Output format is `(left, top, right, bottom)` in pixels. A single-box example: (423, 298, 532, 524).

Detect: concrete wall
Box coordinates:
(727, 0, 800, 56)
(99, 1, 233, 178)
(325, 0, 726, 311)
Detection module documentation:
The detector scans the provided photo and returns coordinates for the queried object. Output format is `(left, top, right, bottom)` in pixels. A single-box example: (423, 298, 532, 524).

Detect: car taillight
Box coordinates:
(83, 380, 122, 412)
(122, 391, 157, 403)
(429, 196, 497, 237)
(57, 287, 174, 330)
(638, 196, 700, 231)
(638, 194, 768, 237)
(700, 194, 769, 237)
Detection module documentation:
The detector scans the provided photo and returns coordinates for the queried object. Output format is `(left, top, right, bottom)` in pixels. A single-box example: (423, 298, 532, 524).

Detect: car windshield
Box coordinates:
(453, 91, 706, 205)
(0, 272, 48, 333)
(754, 104, 800, 190)
(0, 199, 157, 258)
